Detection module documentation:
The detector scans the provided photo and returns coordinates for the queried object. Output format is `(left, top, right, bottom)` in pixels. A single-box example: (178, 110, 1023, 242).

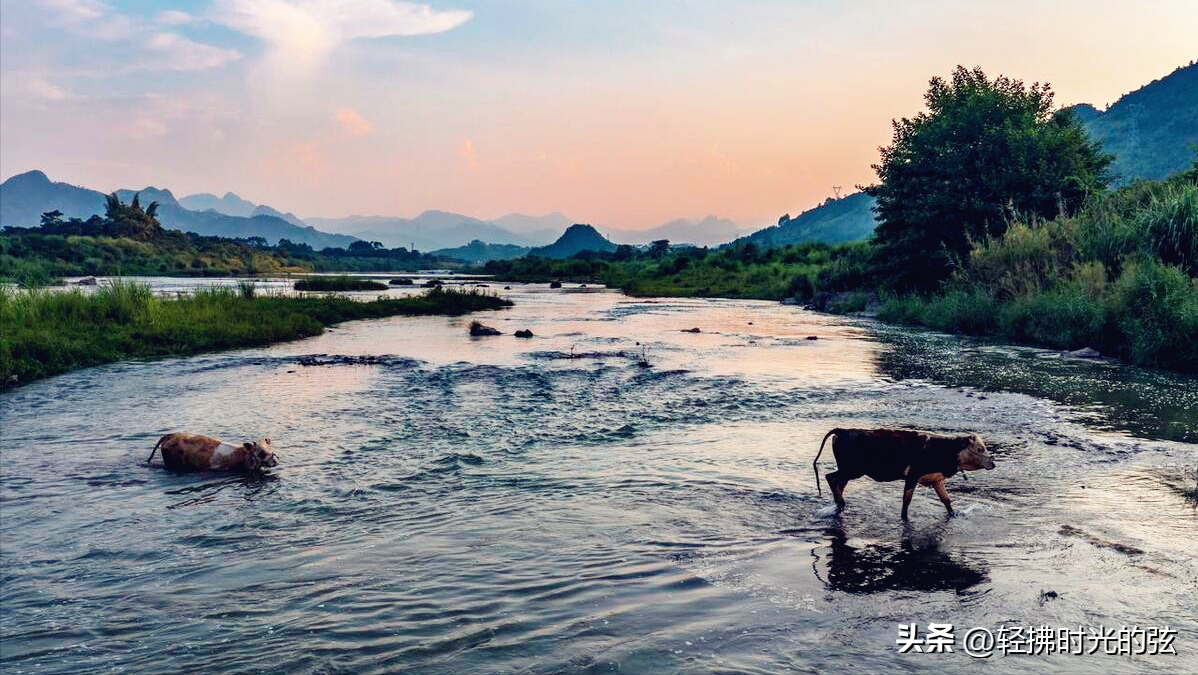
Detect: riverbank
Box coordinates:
(0, 282, 512, 387)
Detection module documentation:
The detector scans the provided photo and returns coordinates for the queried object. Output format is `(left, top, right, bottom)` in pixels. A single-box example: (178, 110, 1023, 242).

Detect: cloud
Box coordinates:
(1, 73, 81, 102)
(145, 32, 243, 70)
(335, 107, 373, 137)
(212, 0, 472, 69)
(155, 10, 198, 26)
(39, 0, 107, 23)
(459, 138, 478, 170)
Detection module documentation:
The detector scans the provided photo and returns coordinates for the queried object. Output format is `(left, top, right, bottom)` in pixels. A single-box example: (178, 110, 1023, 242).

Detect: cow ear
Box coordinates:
(264, 438, 271, 445)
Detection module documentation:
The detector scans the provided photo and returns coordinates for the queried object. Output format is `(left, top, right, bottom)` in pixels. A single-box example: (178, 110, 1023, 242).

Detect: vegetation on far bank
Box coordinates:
(0, 194, 464, 285)
(293, 276, 389, 292)
(0, 284, 512, 387)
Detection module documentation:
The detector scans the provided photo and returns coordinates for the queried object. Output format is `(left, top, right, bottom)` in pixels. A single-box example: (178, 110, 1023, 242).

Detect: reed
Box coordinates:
(0, 283, 511, 387)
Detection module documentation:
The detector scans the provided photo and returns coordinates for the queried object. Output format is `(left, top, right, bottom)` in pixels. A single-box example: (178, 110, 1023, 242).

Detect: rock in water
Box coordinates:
(514, 329, 534, 338)
(1066, 347, 1101, 358)
(682, 327, 701, 333)
(469, 322, 502, 336)
(549, 281, 563, 289)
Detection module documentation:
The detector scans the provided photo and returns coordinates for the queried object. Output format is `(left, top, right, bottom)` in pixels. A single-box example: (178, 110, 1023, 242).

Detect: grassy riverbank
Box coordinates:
(0, 283, 511, 387)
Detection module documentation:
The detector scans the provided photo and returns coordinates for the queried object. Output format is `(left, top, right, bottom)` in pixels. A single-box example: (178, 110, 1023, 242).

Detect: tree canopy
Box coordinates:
(865, 66, 1113, 291)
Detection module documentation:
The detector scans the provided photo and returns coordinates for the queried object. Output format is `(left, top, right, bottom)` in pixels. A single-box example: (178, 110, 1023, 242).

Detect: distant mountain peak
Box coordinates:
(528, 223, 616, 258)
(6, 170, 50, 184)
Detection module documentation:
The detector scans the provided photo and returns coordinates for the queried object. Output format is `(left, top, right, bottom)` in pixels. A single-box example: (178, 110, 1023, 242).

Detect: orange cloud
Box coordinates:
(459, 138, 479, 170)
(335, 107, 373, 137)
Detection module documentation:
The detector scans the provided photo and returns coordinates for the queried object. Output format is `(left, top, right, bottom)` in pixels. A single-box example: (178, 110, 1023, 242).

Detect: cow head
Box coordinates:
(242, 438, 278, 471)
(957, 434, 996, 471)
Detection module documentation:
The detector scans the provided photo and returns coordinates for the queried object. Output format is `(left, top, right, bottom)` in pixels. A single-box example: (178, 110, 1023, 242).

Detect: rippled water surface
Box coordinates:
(2, 282, 1196, 674)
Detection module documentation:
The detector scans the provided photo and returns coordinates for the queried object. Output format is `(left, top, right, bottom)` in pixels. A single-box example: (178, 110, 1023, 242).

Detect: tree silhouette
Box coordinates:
(865, 66, 1113, 291)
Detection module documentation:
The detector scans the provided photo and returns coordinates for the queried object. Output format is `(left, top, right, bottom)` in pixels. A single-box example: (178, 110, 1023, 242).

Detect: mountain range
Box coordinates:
(0, 171, 355, 250)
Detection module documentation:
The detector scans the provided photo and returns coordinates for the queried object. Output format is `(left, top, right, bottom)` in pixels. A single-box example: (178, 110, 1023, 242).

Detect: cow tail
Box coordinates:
(147, 435, 168, 464)
(812, 429, 838, 497)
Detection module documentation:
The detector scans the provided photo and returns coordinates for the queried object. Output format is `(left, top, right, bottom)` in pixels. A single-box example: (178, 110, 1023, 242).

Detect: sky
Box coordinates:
(1, 0, 1195, 230)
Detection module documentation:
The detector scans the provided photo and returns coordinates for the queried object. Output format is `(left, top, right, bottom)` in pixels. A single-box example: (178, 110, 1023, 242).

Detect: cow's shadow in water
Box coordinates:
(808, 521, 988, 594)
(163, 472, 280, 509)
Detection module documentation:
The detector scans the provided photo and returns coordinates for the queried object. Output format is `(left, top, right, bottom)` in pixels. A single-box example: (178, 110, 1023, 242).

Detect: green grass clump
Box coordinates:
(294, 276, 388, 291)
(0, 284, 512, 387)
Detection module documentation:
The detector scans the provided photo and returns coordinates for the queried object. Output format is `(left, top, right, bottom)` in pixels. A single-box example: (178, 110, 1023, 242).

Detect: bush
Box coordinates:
(1111, 260, 1198, 370)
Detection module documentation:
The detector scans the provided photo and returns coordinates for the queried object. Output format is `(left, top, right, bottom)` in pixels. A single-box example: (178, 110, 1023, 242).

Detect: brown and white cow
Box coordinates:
(147, 432, 278, 473)
(813, 428, 995, 519)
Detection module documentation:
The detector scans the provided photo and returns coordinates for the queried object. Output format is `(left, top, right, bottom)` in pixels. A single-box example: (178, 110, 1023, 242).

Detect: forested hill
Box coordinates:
(729, 191, 877, 248)
(1070, 61, 1198, 182)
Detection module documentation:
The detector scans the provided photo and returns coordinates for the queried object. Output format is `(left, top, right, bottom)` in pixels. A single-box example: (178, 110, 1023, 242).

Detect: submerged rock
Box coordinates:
(76, 276, 97, 286)
(469, 321, 502, 336)
(514, 329, 534, 338)
(781, 297, 800, 306)
(549, 281, 563, 289)
(682, 327, 701, 333)
(1065, 347, 1102, 359)
(806, 335, 819, 340)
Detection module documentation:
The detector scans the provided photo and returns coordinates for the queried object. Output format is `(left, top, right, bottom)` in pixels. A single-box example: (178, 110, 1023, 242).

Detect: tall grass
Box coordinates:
(0, 283, 512, 387)
(882, 175, 1198, 371)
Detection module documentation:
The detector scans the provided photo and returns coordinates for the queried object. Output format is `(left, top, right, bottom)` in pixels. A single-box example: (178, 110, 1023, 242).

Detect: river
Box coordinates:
(1, 280, 1195, 674)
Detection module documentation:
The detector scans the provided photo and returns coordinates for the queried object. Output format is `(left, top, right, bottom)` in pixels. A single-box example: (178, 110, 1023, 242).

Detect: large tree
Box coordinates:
(865, 66, 1112, 291)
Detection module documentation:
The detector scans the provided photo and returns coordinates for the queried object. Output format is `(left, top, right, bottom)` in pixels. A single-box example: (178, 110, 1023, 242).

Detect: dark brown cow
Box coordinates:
(147, 432, 278, 473)
(813, 428, 995, 519)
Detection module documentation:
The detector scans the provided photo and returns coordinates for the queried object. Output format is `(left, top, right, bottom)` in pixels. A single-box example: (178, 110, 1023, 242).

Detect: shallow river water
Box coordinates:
(2, 281, 1196, 674)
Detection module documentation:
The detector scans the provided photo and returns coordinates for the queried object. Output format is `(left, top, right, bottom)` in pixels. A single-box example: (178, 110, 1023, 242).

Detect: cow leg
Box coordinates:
(901, 477, 919, 520)
(825, 470, 849, 509)
(932, 479, 954, 516)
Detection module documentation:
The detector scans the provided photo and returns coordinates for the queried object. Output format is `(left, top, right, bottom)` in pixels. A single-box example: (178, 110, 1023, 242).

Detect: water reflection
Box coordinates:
(870, 327, 1198, 443)
(810, 524, 988, 594)
(164, 472, 282, 509)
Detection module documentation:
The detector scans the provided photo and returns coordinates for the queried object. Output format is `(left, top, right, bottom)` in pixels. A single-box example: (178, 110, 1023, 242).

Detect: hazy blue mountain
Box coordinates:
(250, 204, 306, 228)
(180, 191, 308, 228)
(308, 210, 537, 251)
(1, 171, 355, 249)
(0, 171, 106, 225)
(178, 191, 257, 217)
(528, 224, 617, 259)
(603, 214, 745, 247)
(491, 212, 574, 239)
(1068, 61, 1198, 182)
(733, 192, 878, 248)
(114, 186, 354, 249)
(431, 240, 531, 263)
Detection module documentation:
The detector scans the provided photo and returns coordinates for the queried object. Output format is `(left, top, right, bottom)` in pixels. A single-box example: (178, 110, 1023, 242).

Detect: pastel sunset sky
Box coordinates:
(1, 0, 1194, 229)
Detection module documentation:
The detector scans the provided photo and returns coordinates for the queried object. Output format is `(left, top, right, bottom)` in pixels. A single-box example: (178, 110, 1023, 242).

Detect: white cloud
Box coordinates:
(155, 10, 198, 26)
(211, 0, 472, 69)
(145, 32, 243, 70)
(334, 107, 373, 137)
(39, 0, 107, 23)
(0, 73, 81, 102)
